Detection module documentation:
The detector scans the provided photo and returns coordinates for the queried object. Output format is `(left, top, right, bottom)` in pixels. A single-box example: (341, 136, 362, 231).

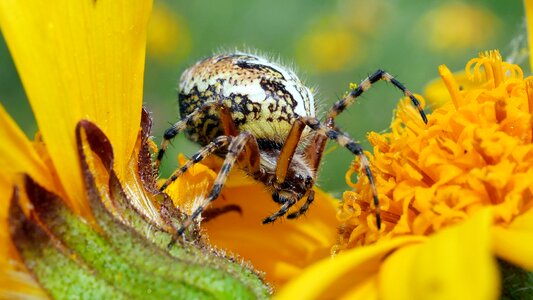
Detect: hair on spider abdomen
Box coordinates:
(155, 51, 428, 238)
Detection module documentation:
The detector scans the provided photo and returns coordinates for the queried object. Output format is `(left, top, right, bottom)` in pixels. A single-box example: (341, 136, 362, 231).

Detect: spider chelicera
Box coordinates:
(155, 52, 428, 236)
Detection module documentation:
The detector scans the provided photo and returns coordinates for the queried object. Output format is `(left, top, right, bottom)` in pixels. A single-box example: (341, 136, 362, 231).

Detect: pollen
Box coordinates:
(337, 50, 533, 249)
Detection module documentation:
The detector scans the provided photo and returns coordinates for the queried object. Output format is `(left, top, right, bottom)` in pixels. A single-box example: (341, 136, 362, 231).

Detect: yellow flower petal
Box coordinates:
(339, 275, 378, 300)
(0, 105, 55, 194)
(275, 236, 425, 299)
(380, 209, 499, 300)
(163, 154, 217, 214)
(0, 0, 152, 215)
(492, 208, 533, 270)
(0, 173, 46, 300)
(0, 174, 13, 263)
(205, 186, 339, 289)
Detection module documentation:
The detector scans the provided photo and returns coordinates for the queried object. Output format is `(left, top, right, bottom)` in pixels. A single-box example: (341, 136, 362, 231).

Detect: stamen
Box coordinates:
(438, 65, 462, 109)
(487, 51, 504, 87)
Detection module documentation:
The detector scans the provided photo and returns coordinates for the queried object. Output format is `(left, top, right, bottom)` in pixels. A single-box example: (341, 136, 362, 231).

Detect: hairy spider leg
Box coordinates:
(286, 116, 382, 228)
(299, 71, 429, 228)
(262, 197, 297, 224)
(286, 189, 315, 219)
(156, 104, 210, 170)
(327, 69, 428, 124)
(159, 135, 232, 191)
(177, 132, 260, 236)
(275, 116, 307, 184)
(158, 108, 262, 192)
(155, 102, 238, 171)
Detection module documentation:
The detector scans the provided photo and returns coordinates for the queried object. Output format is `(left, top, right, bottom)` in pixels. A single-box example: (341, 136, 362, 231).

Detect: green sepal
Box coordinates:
(500, 259, 533, 300)
(8, 114, 270, 299)
(9, 191, 129, 300)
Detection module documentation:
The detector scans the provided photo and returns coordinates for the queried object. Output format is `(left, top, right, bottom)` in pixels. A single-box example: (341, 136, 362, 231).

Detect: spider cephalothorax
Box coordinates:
(155, 52, 427, 235)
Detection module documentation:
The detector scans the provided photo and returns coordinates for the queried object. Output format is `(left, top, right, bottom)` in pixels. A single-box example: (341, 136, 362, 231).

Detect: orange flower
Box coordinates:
(339, 51, 530, 250)
(277, 51, 533, 299)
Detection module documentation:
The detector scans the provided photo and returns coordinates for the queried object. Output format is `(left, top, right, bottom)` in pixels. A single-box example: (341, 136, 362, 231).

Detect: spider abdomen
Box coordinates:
(178, 53, 316, 146)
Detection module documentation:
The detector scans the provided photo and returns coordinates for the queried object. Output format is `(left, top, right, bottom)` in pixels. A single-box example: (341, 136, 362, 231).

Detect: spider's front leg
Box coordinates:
(327, 69, 428, 123)
(286, 190, 315, 219)
(292, 116, 383, 228)
(155, 102, 238, 172)
(176, 131, 261, 236)
(159, 135, 232, 191)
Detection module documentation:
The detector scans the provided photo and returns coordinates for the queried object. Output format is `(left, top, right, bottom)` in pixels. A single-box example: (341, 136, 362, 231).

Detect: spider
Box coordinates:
(155, 52, 428, 236)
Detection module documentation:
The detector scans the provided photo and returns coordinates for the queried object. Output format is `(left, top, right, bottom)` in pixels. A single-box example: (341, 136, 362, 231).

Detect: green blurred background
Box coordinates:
(0, 0, 526, 196)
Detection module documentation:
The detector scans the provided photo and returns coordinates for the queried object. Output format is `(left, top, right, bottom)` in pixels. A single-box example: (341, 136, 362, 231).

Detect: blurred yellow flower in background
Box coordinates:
(147, 2, 191, 63)
(336, 0, 392, 34)
(295, 17, 363, 73)
(416, 2, 500, 53)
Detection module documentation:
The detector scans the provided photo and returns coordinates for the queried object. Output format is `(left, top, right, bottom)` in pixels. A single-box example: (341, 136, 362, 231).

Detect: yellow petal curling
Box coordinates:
(275, 236, 425, 300)
(492, 208, 533, 270)
(380, 209, 498, 300)
(0, 105, 56, 195)
(0, 109, 48, 298)
(0, 0, 152, 216)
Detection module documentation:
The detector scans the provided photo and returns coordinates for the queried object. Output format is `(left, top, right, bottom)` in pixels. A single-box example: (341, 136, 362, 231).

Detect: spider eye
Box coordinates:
(294, 174, 304, 182)
(305, 176, 313, 188)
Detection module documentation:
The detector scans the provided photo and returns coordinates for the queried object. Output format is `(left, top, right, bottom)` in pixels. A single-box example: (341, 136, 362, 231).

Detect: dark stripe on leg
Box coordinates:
(327, 69, 428, 124)
(155, 102, 220, 171)
(287, 190, 315, 219)
(176, 132, 253, 236)
(262, 198, 297, 224)
(159, 135, 232, 191)
(312, 121, 382, 229)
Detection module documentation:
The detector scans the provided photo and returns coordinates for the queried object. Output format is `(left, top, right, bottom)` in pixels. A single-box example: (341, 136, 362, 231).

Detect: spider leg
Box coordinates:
(156, 104, 211, 170)
(298, 116, 382, 229)
(237, 132, 262, 177)
(272, 191, 289, 204)
(327, 69, 428, 124)
(159, 135, 232, 191)
(155, 102, 238, 171)
(287, 189, 315, 219)
(262, 197, 297, 224)
(177, 131, 259, 236)
(275, 116, 307, 183)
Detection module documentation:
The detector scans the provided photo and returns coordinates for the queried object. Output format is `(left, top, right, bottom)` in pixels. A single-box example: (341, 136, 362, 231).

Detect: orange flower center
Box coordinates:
(336, 50, 533, 250)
